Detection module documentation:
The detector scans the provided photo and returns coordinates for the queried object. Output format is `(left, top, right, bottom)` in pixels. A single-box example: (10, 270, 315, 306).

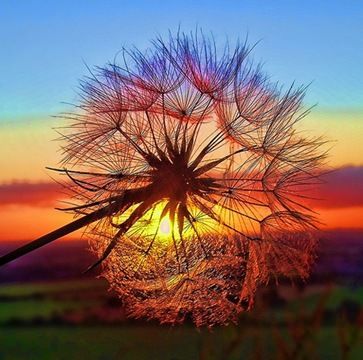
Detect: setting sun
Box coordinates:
(159, 217, 171, 235)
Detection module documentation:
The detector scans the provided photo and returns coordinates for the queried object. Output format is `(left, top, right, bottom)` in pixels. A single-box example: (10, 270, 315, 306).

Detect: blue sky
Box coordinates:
(0, 0, 362, 119)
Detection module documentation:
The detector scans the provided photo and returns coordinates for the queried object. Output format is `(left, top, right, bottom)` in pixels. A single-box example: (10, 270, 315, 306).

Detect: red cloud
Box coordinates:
(0, 181, 62, 207)
(312, 166, 363, 209)
(0, 166, 362, 210)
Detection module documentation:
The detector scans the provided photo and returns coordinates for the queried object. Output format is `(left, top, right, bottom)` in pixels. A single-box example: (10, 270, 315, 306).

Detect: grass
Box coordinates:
(0, 279, 104, 297)
(0, 326, 201, 360)
(0, 325, 362, 359)
(0, 279, 107, 325)
(0, 279, 362, 359)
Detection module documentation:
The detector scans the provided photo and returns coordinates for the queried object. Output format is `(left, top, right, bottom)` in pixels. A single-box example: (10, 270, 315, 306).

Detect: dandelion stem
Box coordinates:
(0, 187, 148, 267)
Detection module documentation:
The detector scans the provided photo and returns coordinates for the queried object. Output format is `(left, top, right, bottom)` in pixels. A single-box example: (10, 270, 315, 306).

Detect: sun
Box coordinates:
(111, 201, 176, 242)
(159, 217, 171, 235)
(111, 200, 219, 244)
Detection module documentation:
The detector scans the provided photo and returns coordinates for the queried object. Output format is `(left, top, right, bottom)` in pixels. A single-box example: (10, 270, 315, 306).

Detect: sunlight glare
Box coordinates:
(159, 217, 171, 235)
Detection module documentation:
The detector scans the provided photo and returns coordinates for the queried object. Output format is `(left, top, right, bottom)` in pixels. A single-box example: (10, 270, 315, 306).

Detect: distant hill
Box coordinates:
(0, 240, 97, 283)
(312, 229, 363, 285)
(0, 229, 362, 284)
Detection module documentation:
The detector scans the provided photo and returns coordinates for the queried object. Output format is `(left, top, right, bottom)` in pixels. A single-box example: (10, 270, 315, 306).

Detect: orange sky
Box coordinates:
(0, 109, 362, 241)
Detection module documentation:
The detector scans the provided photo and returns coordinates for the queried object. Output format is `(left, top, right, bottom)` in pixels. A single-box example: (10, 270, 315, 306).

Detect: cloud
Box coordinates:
(0, 166, 362, 210)
(0, 181, 62, 207)
(312, 166, 363, 209)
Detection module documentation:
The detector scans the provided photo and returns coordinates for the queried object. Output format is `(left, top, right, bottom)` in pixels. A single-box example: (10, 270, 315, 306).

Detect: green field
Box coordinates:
(0, 280, 362, 359)
(1, 325, 363, 359)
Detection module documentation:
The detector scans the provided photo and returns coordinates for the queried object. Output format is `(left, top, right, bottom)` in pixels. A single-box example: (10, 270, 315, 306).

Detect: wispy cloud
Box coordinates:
(1, 166, 362, 210)
(315, 166, 363, 209)
(0, 182, 61, 207)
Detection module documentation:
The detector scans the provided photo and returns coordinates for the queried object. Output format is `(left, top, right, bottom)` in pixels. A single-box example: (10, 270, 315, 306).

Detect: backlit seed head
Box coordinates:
(56, 31, 326, 326)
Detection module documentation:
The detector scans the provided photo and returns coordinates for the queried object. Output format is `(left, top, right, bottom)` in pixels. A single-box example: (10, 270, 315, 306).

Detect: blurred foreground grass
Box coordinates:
(0, 279, 362, 359)
(1, 325, 362, 360)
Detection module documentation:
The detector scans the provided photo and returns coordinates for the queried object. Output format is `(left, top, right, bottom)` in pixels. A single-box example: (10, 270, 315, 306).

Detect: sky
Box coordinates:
(0, 1, 362, 240)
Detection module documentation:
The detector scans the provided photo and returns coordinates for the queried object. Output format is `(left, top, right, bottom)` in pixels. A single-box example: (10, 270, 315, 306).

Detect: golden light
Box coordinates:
(112, 201, 176, 243)
(111, 200, 220, 243)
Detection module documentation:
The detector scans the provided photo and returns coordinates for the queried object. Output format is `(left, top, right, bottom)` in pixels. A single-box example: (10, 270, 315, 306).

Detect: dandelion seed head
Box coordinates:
(57, 31, 326, 326)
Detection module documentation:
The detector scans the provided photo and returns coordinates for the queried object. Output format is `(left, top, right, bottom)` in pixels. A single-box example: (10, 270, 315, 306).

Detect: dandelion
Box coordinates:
(0, 31, 326, 326)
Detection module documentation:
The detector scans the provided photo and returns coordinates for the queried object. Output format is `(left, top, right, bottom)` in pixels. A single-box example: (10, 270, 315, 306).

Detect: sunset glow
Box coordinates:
(0, 24, 361, 242)
(0, 111, 362, 243)
(0, 2, 363, 357)
(111, 202, 177, 242)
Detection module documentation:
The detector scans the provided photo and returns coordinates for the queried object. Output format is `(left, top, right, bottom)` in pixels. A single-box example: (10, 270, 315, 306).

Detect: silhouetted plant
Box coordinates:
(0, 31, 326, 326)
